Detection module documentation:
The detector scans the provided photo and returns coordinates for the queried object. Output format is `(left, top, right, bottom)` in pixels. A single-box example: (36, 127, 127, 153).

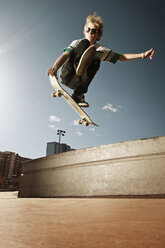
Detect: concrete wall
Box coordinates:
(18, 136, 165, 197)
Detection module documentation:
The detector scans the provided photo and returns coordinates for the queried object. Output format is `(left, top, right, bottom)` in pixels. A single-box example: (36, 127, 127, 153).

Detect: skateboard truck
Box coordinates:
(78, 118, 89, 126)
(52, 90, 62, 98)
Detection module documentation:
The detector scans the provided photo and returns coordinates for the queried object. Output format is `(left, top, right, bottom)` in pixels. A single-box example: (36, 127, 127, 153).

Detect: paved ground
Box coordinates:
(0, 192, 165, 248)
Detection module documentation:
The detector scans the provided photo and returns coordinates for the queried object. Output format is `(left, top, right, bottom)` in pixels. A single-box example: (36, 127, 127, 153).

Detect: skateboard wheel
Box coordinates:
(83, 121, 89, 127)
(52, 92, 57, 97)
(56, 91, 62, 97)
(78, 120, 83, 125)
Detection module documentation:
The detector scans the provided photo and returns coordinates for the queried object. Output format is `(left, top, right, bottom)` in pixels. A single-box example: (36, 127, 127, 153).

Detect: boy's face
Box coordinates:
(84, 22, 99, 44)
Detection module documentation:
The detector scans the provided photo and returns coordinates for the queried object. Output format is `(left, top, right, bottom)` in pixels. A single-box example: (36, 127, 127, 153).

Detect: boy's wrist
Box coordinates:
(52, 65, 58, 71)
(142, 52, 146, 59)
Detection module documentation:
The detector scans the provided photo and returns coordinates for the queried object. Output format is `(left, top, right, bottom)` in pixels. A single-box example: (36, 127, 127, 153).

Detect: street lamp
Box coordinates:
(57, 130, 66, 153)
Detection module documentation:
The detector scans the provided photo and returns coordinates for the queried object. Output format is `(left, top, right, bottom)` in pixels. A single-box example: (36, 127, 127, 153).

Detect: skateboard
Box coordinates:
(49, 75, 98, 127)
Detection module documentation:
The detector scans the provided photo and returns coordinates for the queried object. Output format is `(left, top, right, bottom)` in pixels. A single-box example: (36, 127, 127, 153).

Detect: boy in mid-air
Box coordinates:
(47, 13, 154, 108)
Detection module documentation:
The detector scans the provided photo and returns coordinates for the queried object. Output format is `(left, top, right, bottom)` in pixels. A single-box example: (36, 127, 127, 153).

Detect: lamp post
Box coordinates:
(57, 130, 66, 153)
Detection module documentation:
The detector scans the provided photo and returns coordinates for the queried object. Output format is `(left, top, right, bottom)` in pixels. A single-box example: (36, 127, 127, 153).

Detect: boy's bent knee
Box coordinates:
(75, 39, 90, 53)
(80, 39, 90, 47)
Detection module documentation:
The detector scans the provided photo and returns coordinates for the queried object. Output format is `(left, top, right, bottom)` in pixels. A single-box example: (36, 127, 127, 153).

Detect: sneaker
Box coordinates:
(72, 94, 89, 108)
(78, 97, 89, 108)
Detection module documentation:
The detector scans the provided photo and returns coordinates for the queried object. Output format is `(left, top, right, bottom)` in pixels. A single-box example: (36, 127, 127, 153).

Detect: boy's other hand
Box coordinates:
(144, 48, 155, 60)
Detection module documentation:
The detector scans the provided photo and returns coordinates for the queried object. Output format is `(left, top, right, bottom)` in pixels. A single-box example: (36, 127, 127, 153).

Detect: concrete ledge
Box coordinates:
(18, 136, 165, 197)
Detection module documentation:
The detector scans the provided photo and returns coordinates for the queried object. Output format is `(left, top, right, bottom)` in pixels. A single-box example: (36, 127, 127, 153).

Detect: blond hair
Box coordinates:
(84, 13, 104, 41)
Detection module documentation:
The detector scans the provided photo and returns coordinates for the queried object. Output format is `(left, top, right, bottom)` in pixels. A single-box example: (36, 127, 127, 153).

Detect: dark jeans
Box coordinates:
(60, 39, 100, 94)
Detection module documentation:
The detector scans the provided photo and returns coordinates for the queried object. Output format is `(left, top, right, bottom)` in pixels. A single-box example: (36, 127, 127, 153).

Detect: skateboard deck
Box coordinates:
(49, 75, 98, 127)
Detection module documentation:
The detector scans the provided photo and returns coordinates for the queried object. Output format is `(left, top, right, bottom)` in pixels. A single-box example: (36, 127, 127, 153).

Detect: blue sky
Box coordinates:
(0, 0, 164, 158)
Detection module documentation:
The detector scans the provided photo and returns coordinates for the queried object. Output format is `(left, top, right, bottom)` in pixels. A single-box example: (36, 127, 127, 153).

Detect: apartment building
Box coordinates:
(0, 151, 31, 190)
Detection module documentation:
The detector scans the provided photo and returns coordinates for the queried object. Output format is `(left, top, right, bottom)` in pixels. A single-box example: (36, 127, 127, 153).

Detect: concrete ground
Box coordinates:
(0, 192, 164, 248)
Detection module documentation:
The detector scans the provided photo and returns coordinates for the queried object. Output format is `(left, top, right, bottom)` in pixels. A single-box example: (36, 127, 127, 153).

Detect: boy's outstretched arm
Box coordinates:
(47, 51, 70, 78)
(119, 48, 154, 61)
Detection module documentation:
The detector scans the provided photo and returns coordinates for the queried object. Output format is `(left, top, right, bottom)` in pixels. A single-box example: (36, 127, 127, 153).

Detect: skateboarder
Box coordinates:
(47, 13, 154, 108)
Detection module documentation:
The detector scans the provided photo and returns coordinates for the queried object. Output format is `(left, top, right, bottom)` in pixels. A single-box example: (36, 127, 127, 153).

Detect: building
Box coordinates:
(46, 142, 75, 156)
(0, 151, 31, 190)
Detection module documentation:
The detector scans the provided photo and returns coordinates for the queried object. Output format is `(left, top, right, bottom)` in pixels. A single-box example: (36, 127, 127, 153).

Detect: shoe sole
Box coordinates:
(76, 45, 96, 76)
(78, 103, 89, 108)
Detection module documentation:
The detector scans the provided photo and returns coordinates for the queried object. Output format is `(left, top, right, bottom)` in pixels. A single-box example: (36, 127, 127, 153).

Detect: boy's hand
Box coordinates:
(144, 48, 155, 60)
(47, 67, 58, 78)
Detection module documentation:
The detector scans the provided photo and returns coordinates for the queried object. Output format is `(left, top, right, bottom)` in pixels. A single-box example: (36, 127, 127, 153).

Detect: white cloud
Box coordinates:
(90, 128, 95, 132)
(102, 103, 121, 113)
(49, 115, 61, 123)
(48, 124, 57, 130)
(73, 120, 79, 126)
(76, 131, 83, 136)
